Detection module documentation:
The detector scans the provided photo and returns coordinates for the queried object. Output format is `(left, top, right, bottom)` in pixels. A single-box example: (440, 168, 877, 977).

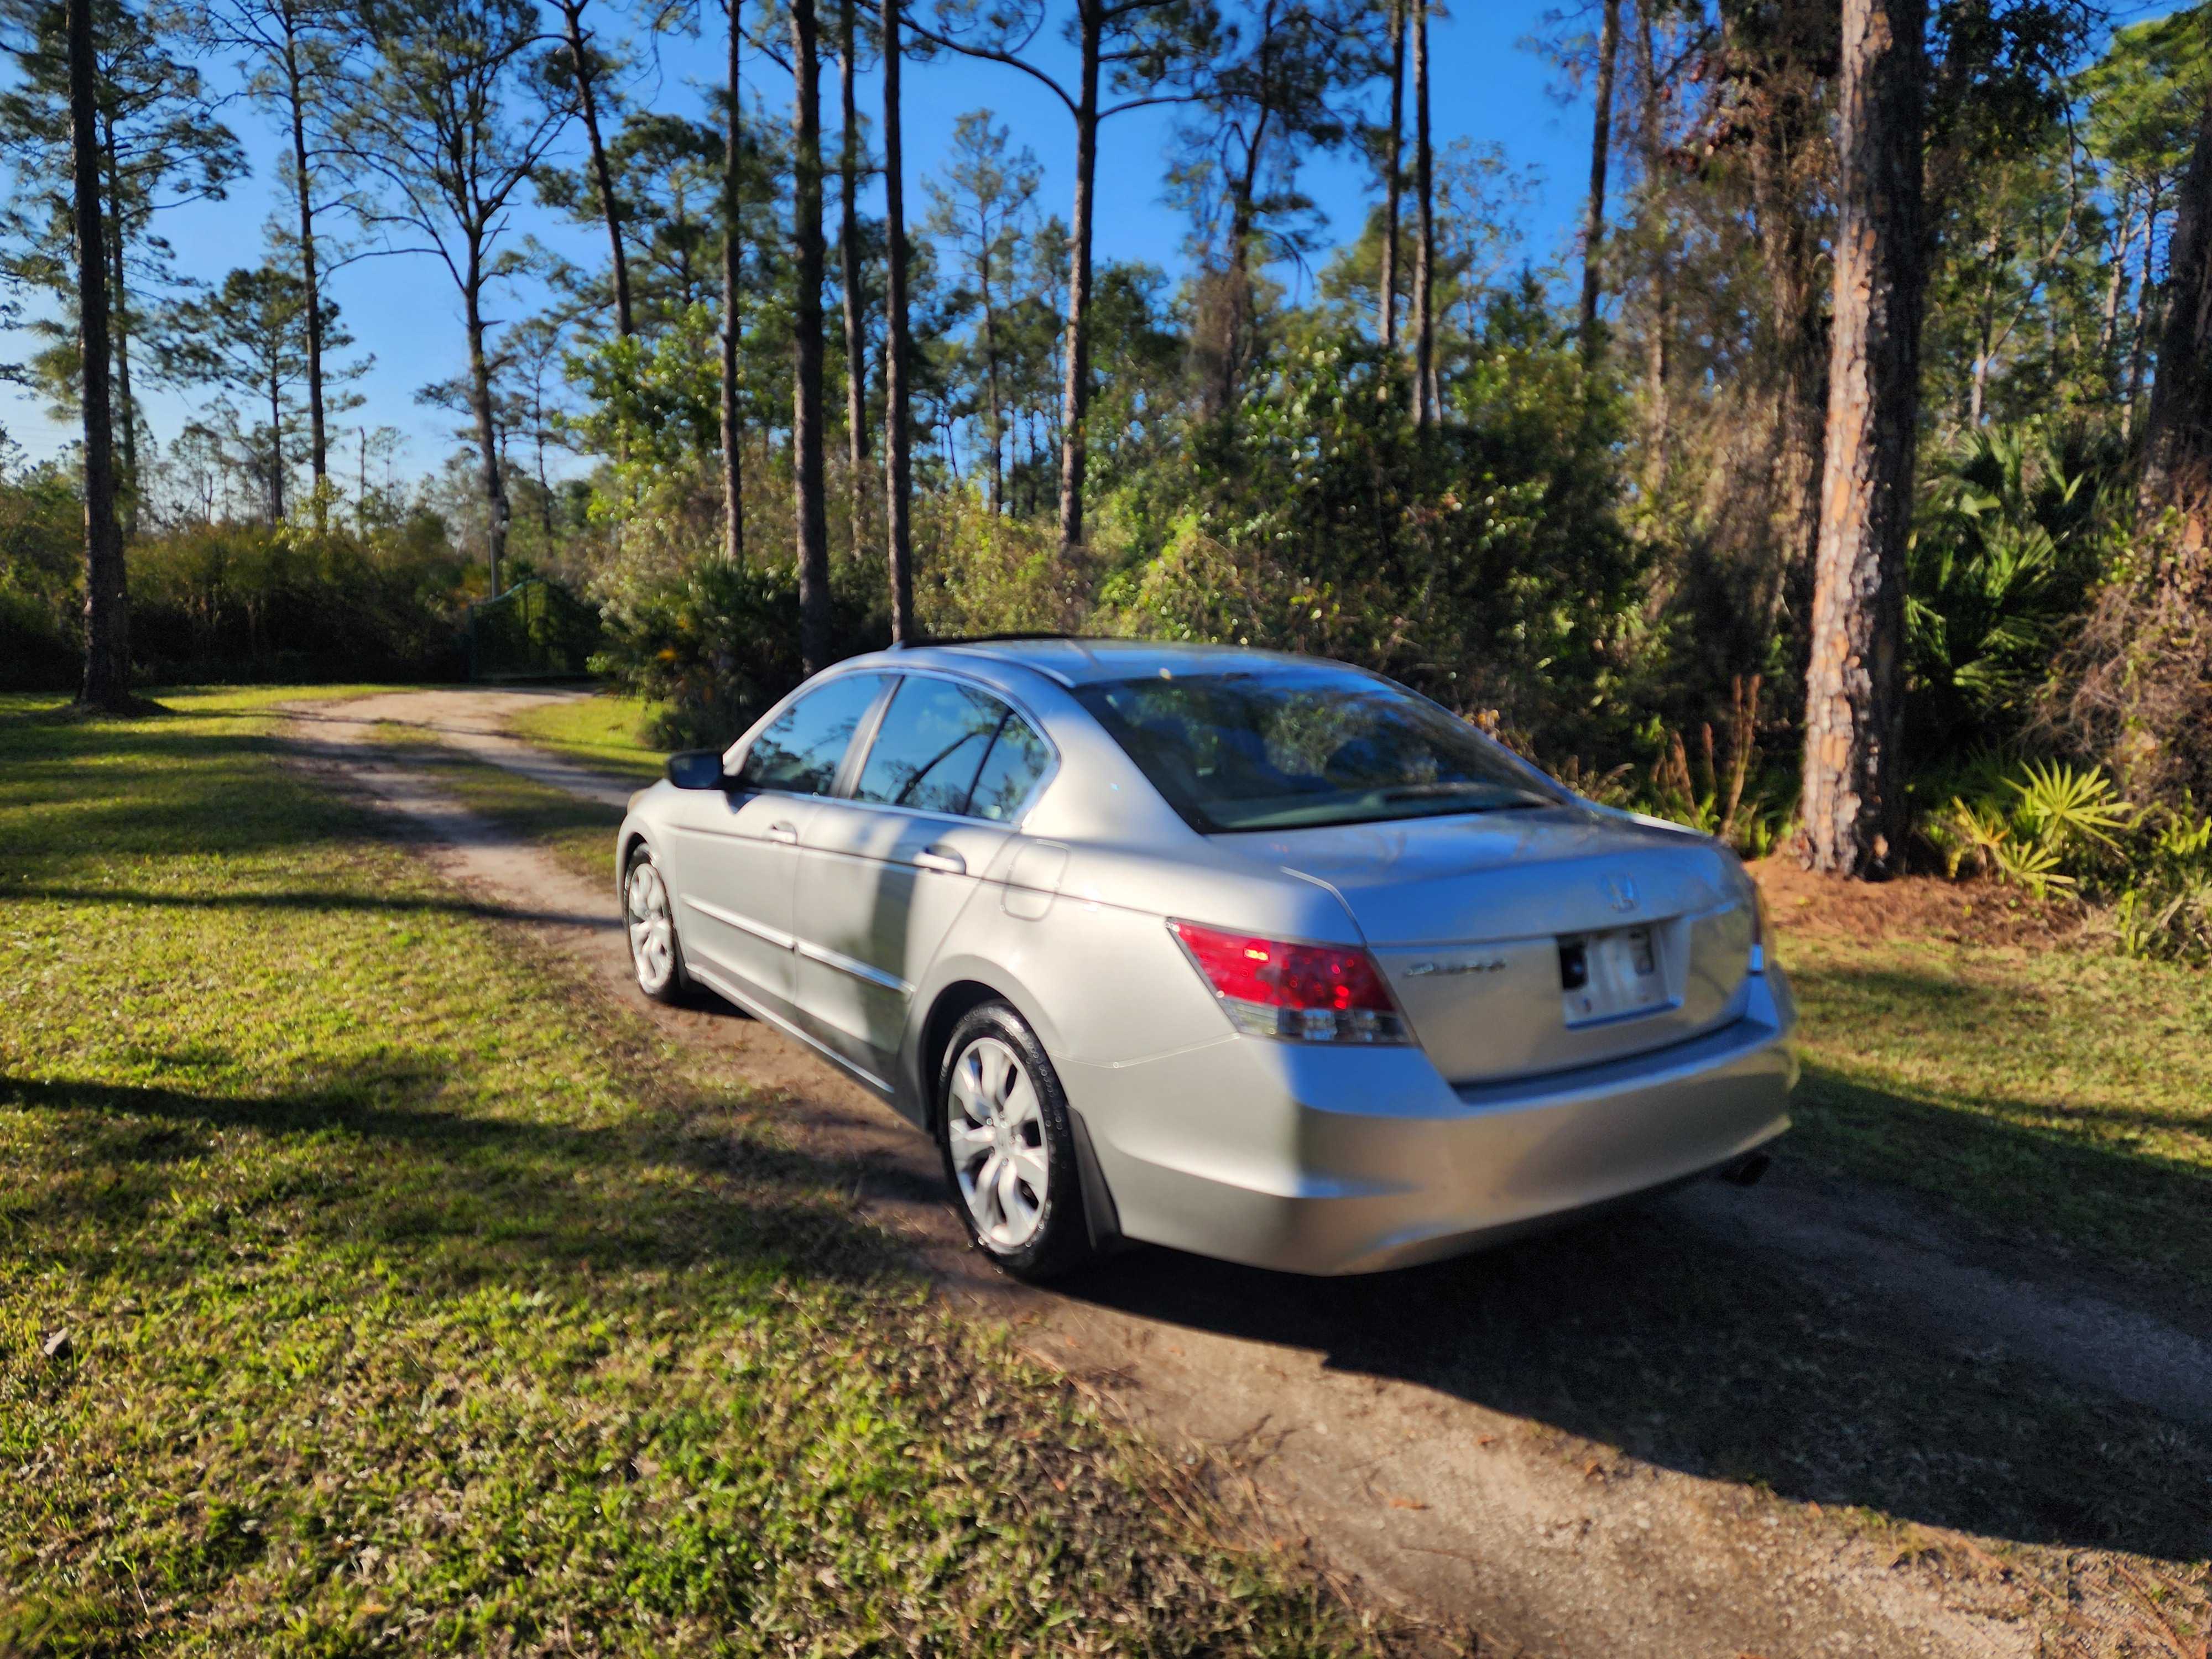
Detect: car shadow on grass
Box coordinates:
(1053, 1150, 2212, 1565)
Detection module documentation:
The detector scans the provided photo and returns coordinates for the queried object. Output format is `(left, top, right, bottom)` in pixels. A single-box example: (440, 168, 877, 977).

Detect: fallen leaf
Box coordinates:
(41, 1330, 70, 1361)
(1388, 1495, 1429, 1511)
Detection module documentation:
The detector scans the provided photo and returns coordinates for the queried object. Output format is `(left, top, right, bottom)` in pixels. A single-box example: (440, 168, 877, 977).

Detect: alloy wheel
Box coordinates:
(946, 1034, 1050, 1250)
(625, 859, 677, 994)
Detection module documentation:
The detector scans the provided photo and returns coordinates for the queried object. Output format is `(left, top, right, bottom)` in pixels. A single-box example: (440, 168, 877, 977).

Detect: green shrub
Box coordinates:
(591, 556, 885, 749)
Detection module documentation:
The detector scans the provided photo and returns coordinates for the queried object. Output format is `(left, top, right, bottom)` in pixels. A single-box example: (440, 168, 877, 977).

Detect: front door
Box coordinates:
(660, 670, 891, 1019)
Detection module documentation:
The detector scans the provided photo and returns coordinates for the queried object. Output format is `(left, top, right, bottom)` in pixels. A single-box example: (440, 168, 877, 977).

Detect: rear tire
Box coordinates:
(623, 847, 689, 1005)
(937, 1001, 1094, 1282)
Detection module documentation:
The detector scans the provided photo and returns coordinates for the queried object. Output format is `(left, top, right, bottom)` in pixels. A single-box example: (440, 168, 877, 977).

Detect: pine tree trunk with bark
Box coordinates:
(463, 246, 512, 596)
(68, 0, 129, 709)
(881, 0, 914, 639)
(719, 2, 744, 564)
(1410, 0, 1434, 424)
(792, 0, 831, 673)
(838, 0, 868, 555)
(1799, 0, 1926, 878)
(1055, 3, 1102, 557)
(1578, 0, 1619, 358)
(1635, 0, 1671, 483)
(100, 122, 137, 540)
(1379, 0, 1402, 354)
(281, 16, 328, 512)
(561, 0, 634, 340)
(2138, 84, 2212, 550)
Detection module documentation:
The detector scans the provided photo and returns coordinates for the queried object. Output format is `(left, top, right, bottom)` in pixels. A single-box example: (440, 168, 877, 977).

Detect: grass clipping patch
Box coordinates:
(0, 693, 1381, 1656)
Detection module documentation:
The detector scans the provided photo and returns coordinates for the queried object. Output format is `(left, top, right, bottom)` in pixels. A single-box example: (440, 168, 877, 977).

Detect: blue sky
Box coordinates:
(1, 0, 1604, 477)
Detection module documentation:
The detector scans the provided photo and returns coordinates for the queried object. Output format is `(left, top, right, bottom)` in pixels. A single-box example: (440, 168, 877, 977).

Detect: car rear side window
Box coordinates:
(741, 672, 888, 795)
(1073, 666, 1559, 832)
(967, 710, 1051, 821)
(851, 677, 1005, 815)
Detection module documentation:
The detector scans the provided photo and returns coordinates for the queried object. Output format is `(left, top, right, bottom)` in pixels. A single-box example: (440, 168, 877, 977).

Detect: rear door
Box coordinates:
(659, 671, 891, 1019)
(791, 675, 1055, 1083)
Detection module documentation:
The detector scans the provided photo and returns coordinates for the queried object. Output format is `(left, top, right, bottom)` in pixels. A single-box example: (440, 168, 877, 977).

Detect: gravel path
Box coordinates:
(284, 686, 2212, 1658)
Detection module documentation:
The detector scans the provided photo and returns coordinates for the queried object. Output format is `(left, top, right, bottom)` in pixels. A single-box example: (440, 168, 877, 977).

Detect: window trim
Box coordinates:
(837, 666, 1062, 826)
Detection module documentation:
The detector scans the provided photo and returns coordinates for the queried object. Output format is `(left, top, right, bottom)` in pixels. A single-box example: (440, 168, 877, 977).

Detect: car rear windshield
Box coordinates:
(1073, 667, 1561, 832)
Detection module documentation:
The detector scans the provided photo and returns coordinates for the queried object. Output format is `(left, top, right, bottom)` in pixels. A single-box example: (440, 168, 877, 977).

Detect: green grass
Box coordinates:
(0, 690, 1380, 1656)
(1777, 927, 2212, 1291)
(508, 691, 669, 783)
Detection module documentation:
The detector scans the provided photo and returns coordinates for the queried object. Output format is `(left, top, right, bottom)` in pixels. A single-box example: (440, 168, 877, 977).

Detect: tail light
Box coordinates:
(1168, 920, 1409, 1044)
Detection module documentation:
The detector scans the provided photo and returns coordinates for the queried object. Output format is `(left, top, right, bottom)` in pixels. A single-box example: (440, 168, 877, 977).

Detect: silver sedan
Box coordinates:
(615, 640, 1796, 1280)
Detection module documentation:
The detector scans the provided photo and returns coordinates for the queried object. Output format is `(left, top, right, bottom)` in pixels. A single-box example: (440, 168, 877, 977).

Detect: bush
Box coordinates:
(592, 556, 885, 749)
(126, 518, 474, 682)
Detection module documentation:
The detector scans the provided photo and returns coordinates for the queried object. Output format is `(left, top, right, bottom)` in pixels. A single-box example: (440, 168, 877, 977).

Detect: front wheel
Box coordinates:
(937, 1001, 1094, 1282)
(623, 848, 689, 1004)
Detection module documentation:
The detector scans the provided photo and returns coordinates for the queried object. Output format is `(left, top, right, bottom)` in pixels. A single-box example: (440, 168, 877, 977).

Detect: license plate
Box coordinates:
(1559, 924, 1669, 1026)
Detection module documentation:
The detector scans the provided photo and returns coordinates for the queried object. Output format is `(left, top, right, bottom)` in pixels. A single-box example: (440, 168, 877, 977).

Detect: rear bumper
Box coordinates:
(1065, 969, 1797, 1275)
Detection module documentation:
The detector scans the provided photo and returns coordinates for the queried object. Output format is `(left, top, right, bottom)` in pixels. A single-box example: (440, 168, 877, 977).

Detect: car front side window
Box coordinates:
(739, 673, 889, 795)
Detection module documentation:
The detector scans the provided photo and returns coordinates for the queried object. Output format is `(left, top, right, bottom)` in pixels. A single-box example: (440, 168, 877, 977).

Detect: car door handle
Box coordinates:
(765, 821, 799, 844)
(911, 844, 965, 875)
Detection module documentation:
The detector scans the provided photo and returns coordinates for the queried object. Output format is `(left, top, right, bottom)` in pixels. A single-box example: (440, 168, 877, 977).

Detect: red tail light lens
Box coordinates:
(1168, 920, 1409, 1044)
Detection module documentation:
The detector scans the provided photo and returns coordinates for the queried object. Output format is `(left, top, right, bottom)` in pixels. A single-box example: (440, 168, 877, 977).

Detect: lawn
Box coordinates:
(1770, 900, 2212, 1293)
(507, 690, 669, 783)
(0, 690, 1376, 1656)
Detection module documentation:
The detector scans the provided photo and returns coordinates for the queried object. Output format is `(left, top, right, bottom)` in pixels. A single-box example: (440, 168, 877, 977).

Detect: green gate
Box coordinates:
(466, 578, 600, 681)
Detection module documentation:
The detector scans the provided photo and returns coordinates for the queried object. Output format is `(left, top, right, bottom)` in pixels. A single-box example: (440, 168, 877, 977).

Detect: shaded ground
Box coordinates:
(286, 688, 2212, 1658)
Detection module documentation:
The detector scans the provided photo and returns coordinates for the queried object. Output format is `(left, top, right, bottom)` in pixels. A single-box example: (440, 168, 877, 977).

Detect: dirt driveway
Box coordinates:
(285, 687, 2212, 1659)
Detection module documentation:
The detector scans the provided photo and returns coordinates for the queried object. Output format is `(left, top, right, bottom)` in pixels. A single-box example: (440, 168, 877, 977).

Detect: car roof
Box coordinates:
(890, 637, 1335, 688)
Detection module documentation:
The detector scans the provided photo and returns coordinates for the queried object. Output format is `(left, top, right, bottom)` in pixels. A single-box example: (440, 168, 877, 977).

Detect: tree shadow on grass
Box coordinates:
(11, 884, 620, 932)
(1, 1068, 908, 1298)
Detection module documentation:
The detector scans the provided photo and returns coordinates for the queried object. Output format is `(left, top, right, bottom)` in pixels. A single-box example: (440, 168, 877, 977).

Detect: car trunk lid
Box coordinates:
(1232, 808, 1756, 1083)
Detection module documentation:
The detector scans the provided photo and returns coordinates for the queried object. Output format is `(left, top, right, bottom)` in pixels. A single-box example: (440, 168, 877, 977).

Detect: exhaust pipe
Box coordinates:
(1718, 1151, 1771, 1188)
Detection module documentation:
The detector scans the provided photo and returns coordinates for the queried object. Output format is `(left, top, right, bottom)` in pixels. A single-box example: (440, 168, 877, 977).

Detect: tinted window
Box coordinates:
(1073, 667, 1558, 832)
(967, 712, 1051, 822)
(740, 673, 888, 795)
(852, 677, 1006, 815)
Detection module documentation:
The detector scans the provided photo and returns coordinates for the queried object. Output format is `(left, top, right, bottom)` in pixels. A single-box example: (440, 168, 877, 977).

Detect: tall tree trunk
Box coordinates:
(68, 0, 127, 709)
(1636, 0, 1671, 482)
(268, 369, 286, 521)
(983, 257, 1003, 512)
(1748, 96, 1827, 635)
(2098, 198, 2136, 368)
(1411, 0, 1434, 424)
(282, 20, 328, 515)
(838, 0, 868, 556)
(2126, 200, 2158, 439)
(463, 252, 512, 596)
(100, 122, 136, 540)
(719, 1, 744, 563)
(881, 0, 914, 639)
(2138, 87, 2212, 545)
(1379, 0, 1402, 354)
(1799, 0, 1926, 879)
(1213, 118, 1267, 418)
(792, 0, 831, 673)
(560, 0, 634, 339)
(1578, 0, 1619, 357)
(1056, 1, 1101, 556)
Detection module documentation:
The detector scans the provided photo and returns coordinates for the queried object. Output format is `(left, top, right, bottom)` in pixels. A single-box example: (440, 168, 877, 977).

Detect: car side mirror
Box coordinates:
(667, 749, 733, 790)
